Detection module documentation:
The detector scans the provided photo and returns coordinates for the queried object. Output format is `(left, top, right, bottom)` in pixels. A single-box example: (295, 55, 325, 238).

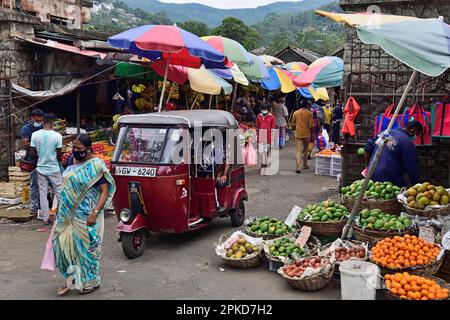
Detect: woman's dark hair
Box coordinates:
(75, 133, 92, 149)
(405, 120, 424, 133)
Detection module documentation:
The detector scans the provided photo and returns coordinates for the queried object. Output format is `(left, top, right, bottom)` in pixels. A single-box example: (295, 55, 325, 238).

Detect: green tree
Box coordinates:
(178, 20, 211, 37)
(213, 17, 262, 51)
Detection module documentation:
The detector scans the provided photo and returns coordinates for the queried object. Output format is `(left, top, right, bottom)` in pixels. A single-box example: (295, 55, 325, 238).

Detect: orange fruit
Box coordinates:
(421, 289, 428, 296)
(421, 296, 428, 300)
(384, 274, 391, 280)
(404, 284, 411, 291)
(428, 292, 436, 300)
(385, 280, 392, 288)
(391, 288, 398, 295)
(398, 288, 406, 296)
(407, 291, 415, 299)
(392, 281, 402, 289)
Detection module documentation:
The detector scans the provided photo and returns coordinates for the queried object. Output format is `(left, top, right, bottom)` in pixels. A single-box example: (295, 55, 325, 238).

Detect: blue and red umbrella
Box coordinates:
(108, 25, 228, 112)
(108, 25, 227, 69)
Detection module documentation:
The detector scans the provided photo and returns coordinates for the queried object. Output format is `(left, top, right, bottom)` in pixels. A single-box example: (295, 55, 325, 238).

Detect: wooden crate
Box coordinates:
(8, 167, 30, 182)
(0, 182, 24, 199)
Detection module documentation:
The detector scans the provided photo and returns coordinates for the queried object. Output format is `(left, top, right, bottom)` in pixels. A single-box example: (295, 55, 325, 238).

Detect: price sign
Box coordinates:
(295, 226, 312, 248)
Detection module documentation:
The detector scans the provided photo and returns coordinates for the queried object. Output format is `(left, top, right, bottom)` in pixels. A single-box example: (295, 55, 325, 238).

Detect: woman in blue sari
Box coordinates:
(53, 134, 115, 295)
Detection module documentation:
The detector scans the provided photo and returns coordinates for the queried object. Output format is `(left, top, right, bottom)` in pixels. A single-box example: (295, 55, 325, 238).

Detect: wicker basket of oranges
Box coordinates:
(370, 234, 444, 277)
(383, 273, 449, 300)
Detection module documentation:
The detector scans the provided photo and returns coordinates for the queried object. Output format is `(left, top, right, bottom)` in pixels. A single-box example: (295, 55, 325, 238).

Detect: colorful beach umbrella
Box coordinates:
(294, 56, 344, 88)
(152, 61, 232, 95)
(316, 11, 450, 77)
(298, 85, 329, 101)
(262, 67, 296, 93)
(210, 64, 249, 86)
(108, 25, 228, 111)
(202, 36, 253, 68)
(284, 62, 308, 73)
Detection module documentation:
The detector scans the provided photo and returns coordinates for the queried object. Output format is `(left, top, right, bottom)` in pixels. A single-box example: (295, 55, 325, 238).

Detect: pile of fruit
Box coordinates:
(323, 246, 366, 262)
(384, 273, 449, 300)
(316, 149, 340, 157)
(341, 180, 401, 200)
(61, 151, 72, 167)
(267, 237, 308, 259)
(356, 209, 412, 231)
(281, 257, 330, 278)
(225, 236, 260, 260)
(371, 235, 441, 269)
(53, 119, 66, 135)
(298, 200, 349, 223)
(404, 183, 449, 209)
(246, 217, 295, 237)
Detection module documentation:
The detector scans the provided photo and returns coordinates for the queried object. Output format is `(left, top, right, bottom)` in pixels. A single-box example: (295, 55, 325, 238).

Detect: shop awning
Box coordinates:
(24, 37, 108, 59)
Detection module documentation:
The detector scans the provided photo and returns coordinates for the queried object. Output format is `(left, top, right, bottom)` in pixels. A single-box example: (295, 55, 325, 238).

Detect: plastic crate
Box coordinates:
(316, 167, 332, 176)
(315, 156, 331, 169)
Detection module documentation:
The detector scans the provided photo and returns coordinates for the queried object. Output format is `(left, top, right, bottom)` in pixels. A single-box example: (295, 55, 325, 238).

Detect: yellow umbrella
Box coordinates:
(315, 10, 419, 27)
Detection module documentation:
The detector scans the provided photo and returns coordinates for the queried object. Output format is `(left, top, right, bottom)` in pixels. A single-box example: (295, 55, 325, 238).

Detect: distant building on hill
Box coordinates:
(274, 44, 323, 65)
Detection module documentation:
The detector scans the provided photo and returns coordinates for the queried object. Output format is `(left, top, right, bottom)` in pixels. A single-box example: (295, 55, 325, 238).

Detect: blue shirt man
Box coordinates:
(20, 108, 44, 215)
(364, 121, 423, 187)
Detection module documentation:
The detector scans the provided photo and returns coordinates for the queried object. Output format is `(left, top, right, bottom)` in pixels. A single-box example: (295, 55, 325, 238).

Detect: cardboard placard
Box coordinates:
(295, 226, 312, 248)
(419, 226, 435, 244)
(284, 205, 302, 227)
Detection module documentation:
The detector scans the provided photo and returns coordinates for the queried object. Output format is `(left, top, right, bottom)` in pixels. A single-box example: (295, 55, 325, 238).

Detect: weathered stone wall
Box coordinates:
(339, 0, 450, 186)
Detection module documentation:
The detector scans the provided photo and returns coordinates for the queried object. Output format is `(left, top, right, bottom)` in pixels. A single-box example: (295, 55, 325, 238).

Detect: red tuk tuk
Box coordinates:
(111, 110, 247, 259)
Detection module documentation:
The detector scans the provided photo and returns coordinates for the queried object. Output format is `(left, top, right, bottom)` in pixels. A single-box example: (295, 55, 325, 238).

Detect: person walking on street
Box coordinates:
(323, 101, 332, 136)
(292, 101, 314, 174)
(53, 134, 115, 296)
(30, 114, 63, 224)
(272, 96, 289, 150)
(332, 98, 344, 145)
(20, 108, 44, 216)
(256, 102, 276, 168)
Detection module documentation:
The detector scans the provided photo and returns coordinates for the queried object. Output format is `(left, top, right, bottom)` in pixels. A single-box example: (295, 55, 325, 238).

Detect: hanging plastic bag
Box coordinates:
(40, 223, 56, 271)
(322, 128, 329, 145)
(244, 143, 257, 166)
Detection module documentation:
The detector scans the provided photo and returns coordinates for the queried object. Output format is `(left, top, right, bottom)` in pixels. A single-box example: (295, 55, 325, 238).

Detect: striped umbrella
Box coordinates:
(316, 11, 450, 77)
(201, 36, 253, 68)
(284, 62, 308, 73)
(293, 56, 344, 88)
(152, 61, 233, 95)
(239, 53, 270, 81)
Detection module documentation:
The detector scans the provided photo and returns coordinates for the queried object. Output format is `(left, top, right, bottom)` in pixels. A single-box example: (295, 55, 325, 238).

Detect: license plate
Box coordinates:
(115, 166, 157, 177)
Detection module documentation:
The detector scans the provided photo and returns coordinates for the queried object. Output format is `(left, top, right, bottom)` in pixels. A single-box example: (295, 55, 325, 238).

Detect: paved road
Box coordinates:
(0, 142, 343, 299)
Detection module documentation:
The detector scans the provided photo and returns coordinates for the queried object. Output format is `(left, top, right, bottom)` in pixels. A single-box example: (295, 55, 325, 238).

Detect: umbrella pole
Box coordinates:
(216, 95, 219, 110)
(209, 94, 213, 109)
(191, 93, 199, 110)
(158, 54, 171, 112)
(341, 70, 418, 239)
(165, 84, 175, 107)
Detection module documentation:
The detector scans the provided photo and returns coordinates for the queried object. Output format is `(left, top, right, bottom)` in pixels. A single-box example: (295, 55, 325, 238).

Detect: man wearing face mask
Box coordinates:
(20, 108, 44, 216)
(30, 114, 63, 224)
(364, 121, 423, 187)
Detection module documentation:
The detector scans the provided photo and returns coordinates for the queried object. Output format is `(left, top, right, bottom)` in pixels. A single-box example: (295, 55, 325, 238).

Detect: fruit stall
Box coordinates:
(214, 177, 450, 300)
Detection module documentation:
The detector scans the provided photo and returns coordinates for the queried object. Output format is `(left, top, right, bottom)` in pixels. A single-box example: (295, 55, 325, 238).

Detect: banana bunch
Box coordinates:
(132, 84, 146, 94)
(112, 114, 120, 131)
(168, 83, 179, 99)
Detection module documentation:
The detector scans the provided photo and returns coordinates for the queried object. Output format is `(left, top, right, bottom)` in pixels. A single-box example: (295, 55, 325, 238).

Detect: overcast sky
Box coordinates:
(159, 0, 302, 9)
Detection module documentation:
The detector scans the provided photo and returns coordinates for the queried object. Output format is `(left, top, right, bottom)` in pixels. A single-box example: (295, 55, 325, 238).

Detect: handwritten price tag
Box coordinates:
(295, 226, 312, 248)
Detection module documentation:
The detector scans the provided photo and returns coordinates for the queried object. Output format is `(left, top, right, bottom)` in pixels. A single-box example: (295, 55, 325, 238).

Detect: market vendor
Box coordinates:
(364, 121, 423, 187)
(20, 108, 44, 216)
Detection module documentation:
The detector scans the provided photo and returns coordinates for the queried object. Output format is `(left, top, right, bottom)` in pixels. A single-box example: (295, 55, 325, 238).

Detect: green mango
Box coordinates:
(321, 215, 329, 222)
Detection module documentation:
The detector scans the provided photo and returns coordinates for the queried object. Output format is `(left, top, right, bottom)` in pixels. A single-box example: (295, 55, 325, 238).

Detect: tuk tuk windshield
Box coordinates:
(113, 126, 183, 165)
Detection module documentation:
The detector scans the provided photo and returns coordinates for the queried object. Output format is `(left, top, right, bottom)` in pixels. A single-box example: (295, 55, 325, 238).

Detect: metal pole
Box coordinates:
(165, 83, 175, 107)
(76, 89, 81, 135)
(190, 93, 199, 110)
(158, 54, 171, 113)
(208, 94, 213, 109)
(341, 70, 418, 239)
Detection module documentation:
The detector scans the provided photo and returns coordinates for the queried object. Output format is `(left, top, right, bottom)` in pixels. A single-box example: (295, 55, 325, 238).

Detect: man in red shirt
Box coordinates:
(256, 102, 276, 168)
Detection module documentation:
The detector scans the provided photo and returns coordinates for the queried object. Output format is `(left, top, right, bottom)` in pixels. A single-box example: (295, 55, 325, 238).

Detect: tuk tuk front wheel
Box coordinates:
(229, 199, 245, 227)
(121, 229, 146, 259)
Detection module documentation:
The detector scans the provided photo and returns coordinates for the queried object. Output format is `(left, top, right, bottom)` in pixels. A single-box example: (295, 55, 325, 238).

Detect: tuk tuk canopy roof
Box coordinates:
(118, 110, 239, 129)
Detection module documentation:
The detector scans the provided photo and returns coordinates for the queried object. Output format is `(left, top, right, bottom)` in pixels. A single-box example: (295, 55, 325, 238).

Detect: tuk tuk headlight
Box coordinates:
(120, 209, 132, 223)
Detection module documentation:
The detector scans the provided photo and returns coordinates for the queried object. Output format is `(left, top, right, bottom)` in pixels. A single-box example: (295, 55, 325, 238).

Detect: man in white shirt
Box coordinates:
(31, 114, 63, 224)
